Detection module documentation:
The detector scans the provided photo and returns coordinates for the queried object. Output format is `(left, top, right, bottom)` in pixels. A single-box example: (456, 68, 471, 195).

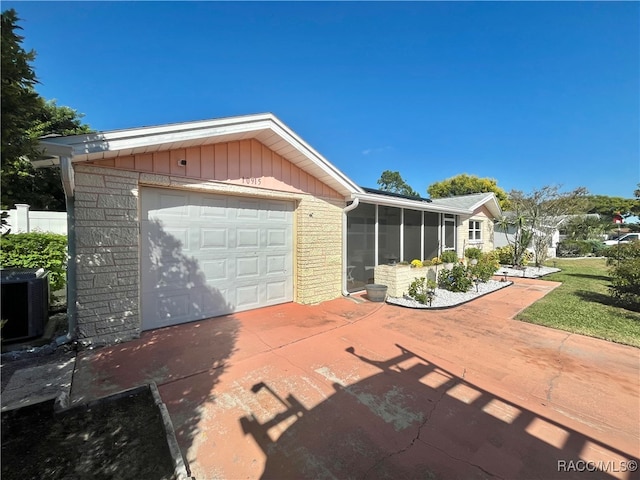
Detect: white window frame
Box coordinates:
(469, 220, 482, 243)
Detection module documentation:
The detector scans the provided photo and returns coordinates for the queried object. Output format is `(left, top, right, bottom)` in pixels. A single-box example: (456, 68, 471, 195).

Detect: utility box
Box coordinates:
(1, 268, 50, 343)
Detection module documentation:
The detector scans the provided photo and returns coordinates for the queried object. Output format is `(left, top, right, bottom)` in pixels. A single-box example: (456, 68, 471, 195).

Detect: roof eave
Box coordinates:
(469, 193, 502, 218)
(352, 192, 470, 214)
(36, 113, 362, 198)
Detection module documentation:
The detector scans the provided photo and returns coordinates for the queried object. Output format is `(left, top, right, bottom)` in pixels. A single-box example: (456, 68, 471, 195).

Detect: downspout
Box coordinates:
(56, 155, 77, 346)
(342, 197, 360, 296)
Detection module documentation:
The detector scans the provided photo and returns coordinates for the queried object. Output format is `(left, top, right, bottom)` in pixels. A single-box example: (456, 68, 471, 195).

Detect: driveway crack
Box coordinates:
(416, 437, 507, 480)
(361, 384, 448, 480)
(545, 332, 572, 404)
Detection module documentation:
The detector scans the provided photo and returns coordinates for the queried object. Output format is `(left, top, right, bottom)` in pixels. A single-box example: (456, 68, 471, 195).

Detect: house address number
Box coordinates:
(242, 177, 263, 185)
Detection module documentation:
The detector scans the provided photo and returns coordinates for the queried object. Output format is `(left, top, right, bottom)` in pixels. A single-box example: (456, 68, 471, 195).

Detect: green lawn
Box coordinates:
(516, 257, 640, 348)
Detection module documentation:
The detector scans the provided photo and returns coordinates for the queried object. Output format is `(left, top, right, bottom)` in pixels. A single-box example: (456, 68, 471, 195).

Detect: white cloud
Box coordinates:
(362, 146, 393, 156)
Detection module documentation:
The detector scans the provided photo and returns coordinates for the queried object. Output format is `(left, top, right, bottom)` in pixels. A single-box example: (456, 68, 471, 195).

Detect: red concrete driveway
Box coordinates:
(72, 278, 640, 480)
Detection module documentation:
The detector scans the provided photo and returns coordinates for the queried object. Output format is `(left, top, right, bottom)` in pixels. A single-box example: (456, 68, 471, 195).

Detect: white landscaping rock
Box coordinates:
(497, 265, 560, 278)
(387, 279, 513, 309)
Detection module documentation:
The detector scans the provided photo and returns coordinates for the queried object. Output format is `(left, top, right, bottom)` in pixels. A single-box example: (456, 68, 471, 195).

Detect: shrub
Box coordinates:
(464, 247, 482, 260)
(440, 250, 459, 264)
(431, 257, 443, 265)
(605, 242, 640, 310)
(556, 240, 593, 257)
(610, 257, 640, 310)
(494, 245, 514, 264)
(421, 259, 433, 267)
(494, 245, 533, 265)
(470, 251, 500, 282)
(410, 259, 423, 268)
(438, 264, 473, 292)
(407, 277, 437, 305)
(609, 258, 640, 310)
(0, 233, 68, 291)
(588, 239, 607, 256)
(601, 242, 640, 266)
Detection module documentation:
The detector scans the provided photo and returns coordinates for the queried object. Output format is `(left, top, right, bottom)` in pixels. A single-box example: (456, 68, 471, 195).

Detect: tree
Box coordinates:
(559, 215, 606, 241)
(2, 99, 92, 210)
(632, 184, 640, 218)
(585, 195, 637, 222)
(376, 170, 420, 197)
(501, 186, 589, 267)
(495, 210, 533, 267)
(1, 9, 41, 175)
(1, 9, 91, 210)
(427, 174, 510, 210)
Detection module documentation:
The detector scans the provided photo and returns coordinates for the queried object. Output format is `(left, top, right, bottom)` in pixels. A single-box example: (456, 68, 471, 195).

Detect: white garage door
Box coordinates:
(141, 187, 294, 330)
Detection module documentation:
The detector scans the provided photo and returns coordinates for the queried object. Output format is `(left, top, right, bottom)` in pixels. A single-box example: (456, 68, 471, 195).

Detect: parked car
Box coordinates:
(603, 233, 640, 246)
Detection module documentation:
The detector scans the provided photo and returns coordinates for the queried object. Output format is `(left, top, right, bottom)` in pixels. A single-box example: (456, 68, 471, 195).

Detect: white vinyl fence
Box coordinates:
(1, 204, 67, 235)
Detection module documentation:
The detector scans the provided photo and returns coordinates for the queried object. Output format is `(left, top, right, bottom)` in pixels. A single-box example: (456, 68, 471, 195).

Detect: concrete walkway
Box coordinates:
(1, 349, 75, 412)
(70, 278, 639, 479)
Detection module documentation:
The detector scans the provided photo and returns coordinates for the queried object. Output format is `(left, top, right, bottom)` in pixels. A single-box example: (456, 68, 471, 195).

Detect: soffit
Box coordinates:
(36, 113, 361, 198)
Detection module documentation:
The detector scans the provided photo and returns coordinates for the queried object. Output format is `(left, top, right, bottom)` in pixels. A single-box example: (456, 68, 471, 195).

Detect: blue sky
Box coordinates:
(5, 1, 639, 199)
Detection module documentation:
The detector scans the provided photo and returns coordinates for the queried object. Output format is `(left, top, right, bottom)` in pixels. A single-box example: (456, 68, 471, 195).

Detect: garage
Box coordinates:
(36, 113, 356, 346)
(140, 187, 294, 330)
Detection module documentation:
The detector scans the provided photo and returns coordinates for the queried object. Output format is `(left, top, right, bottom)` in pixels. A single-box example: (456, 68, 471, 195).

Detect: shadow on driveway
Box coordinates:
(241, 344, 638, 479)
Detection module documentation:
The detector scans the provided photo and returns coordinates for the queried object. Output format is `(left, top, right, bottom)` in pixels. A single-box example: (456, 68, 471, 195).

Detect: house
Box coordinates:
(345, 191, 501, 292)
(35, 113, 502, 346)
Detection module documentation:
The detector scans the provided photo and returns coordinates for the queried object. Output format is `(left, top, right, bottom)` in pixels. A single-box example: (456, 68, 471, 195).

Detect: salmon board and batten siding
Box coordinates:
(72, 139, 344, 346)
(90, 139, 341, 200)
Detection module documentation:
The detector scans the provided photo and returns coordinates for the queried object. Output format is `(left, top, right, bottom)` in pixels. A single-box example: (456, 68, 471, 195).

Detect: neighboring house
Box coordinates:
(494, 213, 601, 258)
(35, 113, 502, 346)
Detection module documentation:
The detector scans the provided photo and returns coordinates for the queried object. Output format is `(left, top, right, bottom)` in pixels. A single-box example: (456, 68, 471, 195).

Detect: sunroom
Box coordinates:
(344, 188, 471, 293)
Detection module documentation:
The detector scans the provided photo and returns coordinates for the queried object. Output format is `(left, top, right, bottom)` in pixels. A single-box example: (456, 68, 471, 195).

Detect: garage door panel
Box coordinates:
(154, 192, 189, 217)
(237, 229, 260, 248)
(236, 257, 260, 278)
(200, 197, 229, 218)
(202, 260, 228, 282)
(191, 288, 232, 316)
(266, 281, 287, 303)
(236, 285, 260, 309)
(236, 200, 261, 219)
(141, 187, 294, 331)
(200, 228, 228, 249)
(163, 228, 190, 251)
(266, 204, 291, 220)
(156, 293, 190, 320)
(267, 229, 287, 247)
(266, 255, 287, 275)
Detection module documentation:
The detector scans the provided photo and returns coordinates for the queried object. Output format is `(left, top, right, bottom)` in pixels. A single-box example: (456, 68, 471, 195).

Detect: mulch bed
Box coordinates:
(1, 387, 179, 480)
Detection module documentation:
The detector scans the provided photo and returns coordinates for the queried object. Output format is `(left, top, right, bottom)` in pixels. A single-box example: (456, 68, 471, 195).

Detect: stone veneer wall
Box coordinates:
(72, 164, 344, 346)
(374, 264, 438, 298)
(74, 165, 140, 346)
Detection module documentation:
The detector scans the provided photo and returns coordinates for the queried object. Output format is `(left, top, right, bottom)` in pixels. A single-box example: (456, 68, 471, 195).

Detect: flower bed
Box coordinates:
(374, 264, 439, 298)
(387, 279, 513, 309)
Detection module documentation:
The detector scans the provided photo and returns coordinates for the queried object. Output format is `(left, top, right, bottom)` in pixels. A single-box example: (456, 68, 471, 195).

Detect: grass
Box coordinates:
(516, 257, 640, 348)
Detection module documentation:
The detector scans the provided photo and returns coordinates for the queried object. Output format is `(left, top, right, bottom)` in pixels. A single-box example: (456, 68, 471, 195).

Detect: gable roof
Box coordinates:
(429, 192, 502, 218)
(34, 113, 363, 198)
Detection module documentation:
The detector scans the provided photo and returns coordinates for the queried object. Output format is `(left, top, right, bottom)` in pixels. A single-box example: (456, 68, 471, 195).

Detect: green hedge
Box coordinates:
(556, 240, 593, 257)
(0, 233, 68, 291)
